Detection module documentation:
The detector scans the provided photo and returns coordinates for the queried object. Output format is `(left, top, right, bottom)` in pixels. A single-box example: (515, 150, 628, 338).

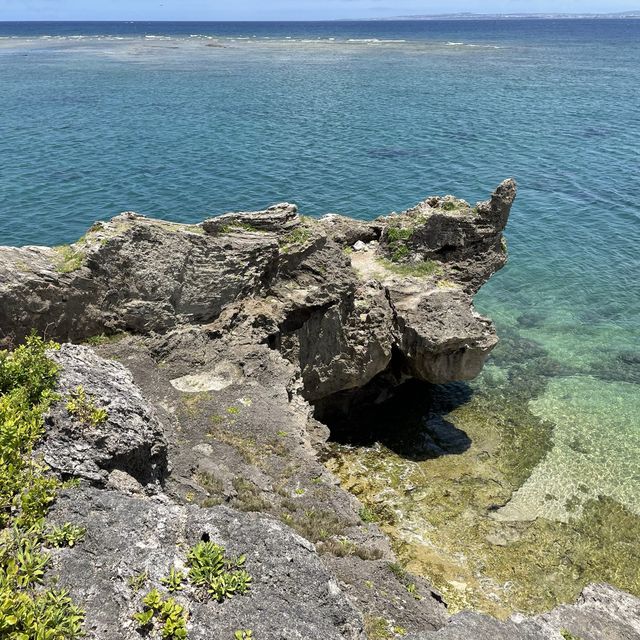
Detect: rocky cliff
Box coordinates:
(2, 180, 638, 639)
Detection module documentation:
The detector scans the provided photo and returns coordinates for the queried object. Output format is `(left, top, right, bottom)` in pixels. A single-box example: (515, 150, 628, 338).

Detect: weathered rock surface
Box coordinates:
(408, 584, 640, 640)
(43, 344, 168, 488)
(377, 178, 516, 293)
(44, 328, 449, 638)
(0, 181, 516, 399)
(49, 487, 365, 640)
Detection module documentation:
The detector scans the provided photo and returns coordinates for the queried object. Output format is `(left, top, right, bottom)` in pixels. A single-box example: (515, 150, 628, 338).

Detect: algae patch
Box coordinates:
(325, 332, 640, 618)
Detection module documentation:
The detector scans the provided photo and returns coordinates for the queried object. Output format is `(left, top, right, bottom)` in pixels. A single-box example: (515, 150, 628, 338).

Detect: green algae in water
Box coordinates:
(325, 331, 640, 618)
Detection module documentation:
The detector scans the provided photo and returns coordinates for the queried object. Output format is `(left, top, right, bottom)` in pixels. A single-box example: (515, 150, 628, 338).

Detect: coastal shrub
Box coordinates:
(279, 225, 312, 253)
(386, 226, 413, 243)
(384, 225, 414, 263)
(359, 505, 379, 523)
(44, 523, 86, 548)
(390, 245, 410, 263)
(132, 541, 251, 639)
(161, 566, 186, 593)
(65, 385, 108, 427)
(0, 334, 86, 639)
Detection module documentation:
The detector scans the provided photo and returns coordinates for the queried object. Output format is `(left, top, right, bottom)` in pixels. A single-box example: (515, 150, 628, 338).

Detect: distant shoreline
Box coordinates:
(366, 12, 640, 21)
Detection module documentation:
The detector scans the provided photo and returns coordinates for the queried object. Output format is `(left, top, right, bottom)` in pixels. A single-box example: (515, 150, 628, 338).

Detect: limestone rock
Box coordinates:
(0, 181, 515, 401)
(317, 213, 381, 246)
(43, 344, 168, 487)
(390, 286, 498, 383)
(377, 179, 516, 293)
(0, 215, 280, 342)
(49, 487, 365, 640)
(202, 202, 299, 234)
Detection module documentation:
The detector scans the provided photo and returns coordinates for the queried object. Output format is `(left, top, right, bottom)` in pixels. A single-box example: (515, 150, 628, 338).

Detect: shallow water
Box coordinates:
(1, 19, 639, 614)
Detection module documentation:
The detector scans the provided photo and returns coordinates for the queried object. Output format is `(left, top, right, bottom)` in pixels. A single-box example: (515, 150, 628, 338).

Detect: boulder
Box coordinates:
(43, 344, 168, 488)
(407, 583, 640, 640)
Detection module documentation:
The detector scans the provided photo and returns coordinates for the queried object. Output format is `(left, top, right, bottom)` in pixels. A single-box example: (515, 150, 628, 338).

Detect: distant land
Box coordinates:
(368, 12, 640, 20)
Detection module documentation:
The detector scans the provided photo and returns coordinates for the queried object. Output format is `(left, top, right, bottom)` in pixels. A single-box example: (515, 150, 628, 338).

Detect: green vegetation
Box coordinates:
(187, 541, 251, 603)
(364, 615, 394, 640)
(386, 226, 413, 243)
(0, 334, 85, 639)
(279, 225, 312, 253)
(54, 245, 85, 274)
(133, 588, 188, 640)
(195, 472, 224, 508)
(317, 537, 383, 561)
(284, 506, 347, 543)
(384, 225, 414, 263)
(133, 540, 252, 639)
(560, 630, 583, 640)
(65, 385, 108, 427)
(161, 567, 186, 593)
(441, 200, 466, 212)
(128, 571, 149, 593)
(231, 478, 270, 513)
(359, 506, 378, 523)
(234, 630, 254, 640)
(379, 258, 444, 278)
(389, 245, 410, 263)
(44, 523, 86, 548)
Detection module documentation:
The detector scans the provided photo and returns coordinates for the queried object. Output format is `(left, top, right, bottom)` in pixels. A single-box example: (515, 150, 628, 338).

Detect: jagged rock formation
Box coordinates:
(6, 181, 637, 639)
(0, 180, 515, 402)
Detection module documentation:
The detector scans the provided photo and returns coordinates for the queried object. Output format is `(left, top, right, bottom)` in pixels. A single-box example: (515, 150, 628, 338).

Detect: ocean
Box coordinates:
(1, 19, 638, 614)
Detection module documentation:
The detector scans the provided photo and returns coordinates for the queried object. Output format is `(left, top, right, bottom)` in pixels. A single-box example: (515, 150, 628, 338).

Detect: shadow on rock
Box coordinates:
(317, 378, 473, 462)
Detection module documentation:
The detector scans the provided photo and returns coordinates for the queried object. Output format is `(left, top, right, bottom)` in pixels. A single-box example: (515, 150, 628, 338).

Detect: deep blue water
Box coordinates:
(0, 20, 639, 517)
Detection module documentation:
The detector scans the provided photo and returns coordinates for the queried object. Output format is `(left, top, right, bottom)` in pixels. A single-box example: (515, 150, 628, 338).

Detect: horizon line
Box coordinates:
(2, 12, 640, 23)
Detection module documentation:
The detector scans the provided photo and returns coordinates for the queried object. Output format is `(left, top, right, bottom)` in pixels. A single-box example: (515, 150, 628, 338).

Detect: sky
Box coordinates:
(1, 0, 639, 21)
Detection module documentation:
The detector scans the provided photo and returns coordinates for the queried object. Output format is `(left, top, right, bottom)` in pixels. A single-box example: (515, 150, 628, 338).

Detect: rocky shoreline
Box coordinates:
(2, 180, 639, 639)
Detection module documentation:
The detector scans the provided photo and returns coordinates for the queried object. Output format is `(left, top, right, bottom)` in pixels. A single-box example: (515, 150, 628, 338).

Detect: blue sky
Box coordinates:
(1, 0, 639, 21)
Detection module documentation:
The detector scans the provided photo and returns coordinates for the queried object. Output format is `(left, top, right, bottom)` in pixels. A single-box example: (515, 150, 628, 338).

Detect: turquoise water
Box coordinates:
(1, 21, 639, 521)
